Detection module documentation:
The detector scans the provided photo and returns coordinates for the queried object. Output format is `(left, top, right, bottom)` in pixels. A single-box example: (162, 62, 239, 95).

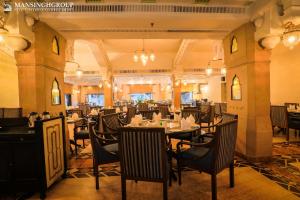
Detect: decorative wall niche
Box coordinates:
(231, 36, 238, 53)
(231, 75, 241, 100)
(52, 36, 59, 55)
(52, 78, 61, 105)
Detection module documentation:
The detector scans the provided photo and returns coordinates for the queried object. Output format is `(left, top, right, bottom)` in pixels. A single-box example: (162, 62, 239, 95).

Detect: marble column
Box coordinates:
(223, 23, 273, 161)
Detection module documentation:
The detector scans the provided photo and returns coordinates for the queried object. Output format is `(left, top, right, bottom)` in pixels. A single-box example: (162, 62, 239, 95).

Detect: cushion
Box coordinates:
(103, 143, 119, 154)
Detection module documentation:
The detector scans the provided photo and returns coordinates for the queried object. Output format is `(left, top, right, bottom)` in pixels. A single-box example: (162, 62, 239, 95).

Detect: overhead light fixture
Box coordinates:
(133, 39, 155, 66)
(175, 80, 180, 86)
(183, 80, 187, 86)
(221, 68, 227, 75)
(76, 68, 83, 77)
(0, 16, 8, 43)
(282, 22, 300, 49)
(98, 83, 103, 88)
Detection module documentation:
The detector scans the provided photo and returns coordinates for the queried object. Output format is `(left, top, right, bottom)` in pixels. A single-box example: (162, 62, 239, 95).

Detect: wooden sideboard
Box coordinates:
(0, 115, 67, 198)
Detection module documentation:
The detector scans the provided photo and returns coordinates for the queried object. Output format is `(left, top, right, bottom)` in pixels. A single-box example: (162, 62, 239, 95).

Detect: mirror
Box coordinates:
(52, 78, 61, 105)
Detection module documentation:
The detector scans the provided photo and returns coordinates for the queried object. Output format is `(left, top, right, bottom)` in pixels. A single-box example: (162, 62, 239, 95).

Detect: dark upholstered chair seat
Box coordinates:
(169, 132, 192, 140)
(179, 147, 210, 160)
(76, 130, 90, 138)
(103, 143, 119, 154)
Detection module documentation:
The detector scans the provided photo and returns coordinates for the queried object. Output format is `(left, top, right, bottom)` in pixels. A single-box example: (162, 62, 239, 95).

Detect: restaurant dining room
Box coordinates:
(1, 0, 300, 199)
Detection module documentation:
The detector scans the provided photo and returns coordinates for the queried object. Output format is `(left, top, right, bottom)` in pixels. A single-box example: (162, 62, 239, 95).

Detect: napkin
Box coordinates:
(90, 109, 98, 115)
(71, 113, 79, 120)
(130, 114, 143, 126)
(181, 117, 192, 130)
(289, 105, 296, 110)
(188, 114, 195, 124)
(174, 113, 181, 121)
(153, 112, 162, 121)
(116, 107, 121, 113)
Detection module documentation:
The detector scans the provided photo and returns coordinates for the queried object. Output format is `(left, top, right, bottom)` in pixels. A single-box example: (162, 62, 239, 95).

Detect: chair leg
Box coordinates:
(83, 139, 85, 148)
(286, 128, 290, 142)
(272, 126, 275, 136)
(211, 174, 217, 200)
(95, 163, 99, 190)
(74, 138, 78, 157)
(229, 161, 234, 188)
(121, 176, 126, 200)
(177, 159, 182, 185)
(163, 182, 168, 200)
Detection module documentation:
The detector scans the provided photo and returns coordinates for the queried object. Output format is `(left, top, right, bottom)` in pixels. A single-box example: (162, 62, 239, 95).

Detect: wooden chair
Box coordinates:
(214, 103, 222, 118)
(158, 105, 171, 119)
(270, 105, 289, 140)
(102, 108, 116, 115)
(139, 110, 159, 120)
(137, 103, 149, 111)
(89, 123, 119, 189)
(125, 106, 136, 124)
(176, 119, 238, 200)
(119, 127, 169, 200)
(220, 103, 227, 116)
(1, 108, 22, 118)
(102, 113, 125, 140)
(67, 109, 84, 118)
(74, 118, 90, 157)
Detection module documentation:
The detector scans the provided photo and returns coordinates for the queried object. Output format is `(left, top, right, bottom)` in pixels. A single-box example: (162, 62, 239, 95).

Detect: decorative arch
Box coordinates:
(52, 36, 60, 55)
(231, 36, 238, 53)
(51, 78, 61, 105)
(231, 75, 241, 100)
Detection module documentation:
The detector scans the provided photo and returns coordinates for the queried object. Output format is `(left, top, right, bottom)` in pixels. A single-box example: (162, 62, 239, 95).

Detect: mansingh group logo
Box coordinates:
(3, 1, 13, 12)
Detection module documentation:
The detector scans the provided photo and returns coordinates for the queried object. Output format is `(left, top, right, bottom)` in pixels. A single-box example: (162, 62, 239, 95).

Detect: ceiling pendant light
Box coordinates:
(282, 22, 300, 49)
(76, 68, 83, 77)
(133, 39, 155, 66)
(206, 62, 213, 76)
(0, 16, 8, 43)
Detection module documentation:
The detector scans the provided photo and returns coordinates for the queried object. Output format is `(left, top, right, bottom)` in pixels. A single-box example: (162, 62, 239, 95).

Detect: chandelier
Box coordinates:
(282, 22, 300, 49)
(133, 39, 155, 66)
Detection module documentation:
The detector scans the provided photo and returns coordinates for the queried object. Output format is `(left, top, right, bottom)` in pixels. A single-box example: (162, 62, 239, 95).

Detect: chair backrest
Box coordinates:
(102, 108, 116, 115)
(67, 109, 83, 118)
(158, 105, 170, 119)
(119, 127, 166, 181)
(221, 113, 238, 123)
(270, 105, 288, 128)
(96, 111, 104, 133)
(220, 103, 227, 115)
(200, 105, 213, 123)
(284, 102, 299, 110)
(139, 110, 159, 120)
(0, 108, 22, 118)
(137, 103, 149, 111)
(181, 109, 200, 124)
(126, 107, 137, 124)
(214, 103, 221, 116)
(213, 119, 238, 173)
(183, 106, 198, 110)
(102, 113, 121, 132)
(89, 123, 119, 164)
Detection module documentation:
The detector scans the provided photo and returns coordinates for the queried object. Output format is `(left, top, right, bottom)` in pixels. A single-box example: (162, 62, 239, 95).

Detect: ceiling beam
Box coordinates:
(173, 39, 192, 69)
(88, 40, 112, 70)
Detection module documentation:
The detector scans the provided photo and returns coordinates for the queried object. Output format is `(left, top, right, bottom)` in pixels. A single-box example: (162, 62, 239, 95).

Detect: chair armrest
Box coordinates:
(176, 140, 214, 153)
(94, 132, 119, 143)
(118, 117, 128, 126)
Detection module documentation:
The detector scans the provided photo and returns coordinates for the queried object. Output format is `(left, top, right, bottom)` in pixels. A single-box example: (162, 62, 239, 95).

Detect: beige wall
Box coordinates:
(16, 22, 66, 116)
(0, 50, 19, 107)
(207, 76, 222, 103)
(270, 43, 300, 105)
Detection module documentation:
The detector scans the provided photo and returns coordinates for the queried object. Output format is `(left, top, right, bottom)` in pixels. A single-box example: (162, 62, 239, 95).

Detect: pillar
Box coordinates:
(104, 78, 113, 107)
(172, 75, 181, 110)
(223, 23, 273, 161)
(15, 22, 66, 116)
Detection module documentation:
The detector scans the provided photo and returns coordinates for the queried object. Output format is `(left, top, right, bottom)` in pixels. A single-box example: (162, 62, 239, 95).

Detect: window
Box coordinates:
(65, 94, 72, 106)
(51, 78, 61, 105)
(181, 92, 193, 104)
(130, 93, 152, 103)
(87, 94, 104, 106)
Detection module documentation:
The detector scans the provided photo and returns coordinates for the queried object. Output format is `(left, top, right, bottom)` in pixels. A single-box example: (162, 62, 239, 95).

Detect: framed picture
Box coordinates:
(231, 75, 241, 100)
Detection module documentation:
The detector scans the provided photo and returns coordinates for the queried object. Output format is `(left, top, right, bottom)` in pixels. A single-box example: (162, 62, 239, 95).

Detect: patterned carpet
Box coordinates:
(68, 142, 300, 198)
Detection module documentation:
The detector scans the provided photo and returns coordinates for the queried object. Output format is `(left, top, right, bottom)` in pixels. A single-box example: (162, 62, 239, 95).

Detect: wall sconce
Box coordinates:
(221, 68, 227, 75)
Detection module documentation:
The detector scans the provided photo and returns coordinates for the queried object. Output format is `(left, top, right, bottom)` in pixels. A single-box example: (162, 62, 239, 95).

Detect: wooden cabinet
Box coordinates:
(0, 116, 66, 198)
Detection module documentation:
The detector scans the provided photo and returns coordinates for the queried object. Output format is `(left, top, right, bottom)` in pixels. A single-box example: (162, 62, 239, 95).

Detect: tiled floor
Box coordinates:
(30, 167, 299, 200)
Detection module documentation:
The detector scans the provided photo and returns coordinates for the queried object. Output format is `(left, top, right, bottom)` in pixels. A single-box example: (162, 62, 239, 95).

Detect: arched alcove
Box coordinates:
(51, 78, 61, 105)
(231, 75, 241, 100)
